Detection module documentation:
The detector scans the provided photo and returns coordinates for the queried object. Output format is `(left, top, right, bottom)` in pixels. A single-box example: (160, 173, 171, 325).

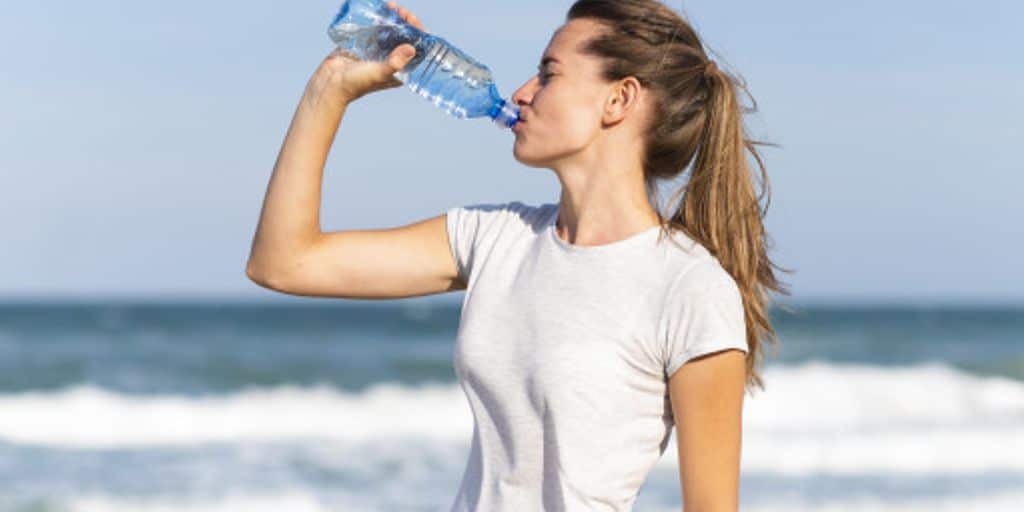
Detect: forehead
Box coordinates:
(541, 18, 606, 65)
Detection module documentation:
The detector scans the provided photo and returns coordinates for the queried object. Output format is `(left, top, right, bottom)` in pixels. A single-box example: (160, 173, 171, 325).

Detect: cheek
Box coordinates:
(537, 96, 593, 135)
(543, 107, 599, 148)
(555, 88, 603, 130)
(523, 87, 602, 147)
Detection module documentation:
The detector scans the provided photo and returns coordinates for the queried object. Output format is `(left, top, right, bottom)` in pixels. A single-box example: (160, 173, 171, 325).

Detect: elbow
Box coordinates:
(245, 236, 319, 291)
(245, 260, 286, 291)
(245, 259, 259, 281)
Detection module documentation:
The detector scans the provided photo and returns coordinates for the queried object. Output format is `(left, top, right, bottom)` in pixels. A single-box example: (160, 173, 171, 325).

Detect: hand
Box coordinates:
(314, 1, 427, 103)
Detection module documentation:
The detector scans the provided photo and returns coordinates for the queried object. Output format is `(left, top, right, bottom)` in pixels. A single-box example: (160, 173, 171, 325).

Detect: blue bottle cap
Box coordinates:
(491, 99, 521, 129)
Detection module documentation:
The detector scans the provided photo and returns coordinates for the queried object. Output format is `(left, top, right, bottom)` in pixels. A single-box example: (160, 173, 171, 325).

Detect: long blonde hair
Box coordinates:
(567, 0, 793, 393)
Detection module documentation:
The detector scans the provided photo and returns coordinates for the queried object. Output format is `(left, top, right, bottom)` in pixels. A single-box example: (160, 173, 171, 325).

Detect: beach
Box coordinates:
(0, 300, 1021, 511)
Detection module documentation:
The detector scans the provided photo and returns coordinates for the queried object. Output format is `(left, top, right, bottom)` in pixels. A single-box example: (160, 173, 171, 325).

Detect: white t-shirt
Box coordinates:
(445, 200, 749, 512)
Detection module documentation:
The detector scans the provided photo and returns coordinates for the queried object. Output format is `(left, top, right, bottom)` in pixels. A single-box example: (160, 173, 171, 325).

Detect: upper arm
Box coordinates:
(668, 348, 746, 511)
(249, 212, 464, 299)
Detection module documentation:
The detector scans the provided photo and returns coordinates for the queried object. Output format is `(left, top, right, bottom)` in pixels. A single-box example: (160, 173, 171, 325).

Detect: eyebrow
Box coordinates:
(538, 56, 560, 69)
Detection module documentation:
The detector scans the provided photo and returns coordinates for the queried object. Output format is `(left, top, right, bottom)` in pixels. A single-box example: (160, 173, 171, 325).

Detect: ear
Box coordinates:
(602, 76, 645, 126)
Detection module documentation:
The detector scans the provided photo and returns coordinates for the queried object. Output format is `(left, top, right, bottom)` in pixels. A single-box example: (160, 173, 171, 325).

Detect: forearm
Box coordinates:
(247, 69, 352, 276)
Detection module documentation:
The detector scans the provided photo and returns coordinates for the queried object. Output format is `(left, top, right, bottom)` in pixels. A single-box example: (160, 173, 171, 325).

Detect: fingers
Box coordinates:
(386, 1, 425, 30)
(388, 44, 416, 70)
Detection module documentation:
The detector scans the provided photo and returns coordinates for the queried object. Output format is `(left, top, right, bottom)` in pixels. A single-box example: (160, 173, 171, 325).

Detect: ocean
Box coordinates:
(0, 300, 1021, 511)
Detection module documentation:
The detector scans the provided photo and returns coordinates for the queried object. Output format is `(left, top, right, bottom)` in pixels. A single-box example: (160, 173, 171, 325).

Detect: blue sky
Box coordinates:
(1, 0, 1020, 305)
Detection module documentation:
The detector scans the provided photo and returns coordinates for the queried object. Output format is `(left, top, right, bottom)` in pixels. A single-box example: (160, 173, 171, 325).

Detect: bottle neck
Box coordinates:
(491, 98, 520, 129)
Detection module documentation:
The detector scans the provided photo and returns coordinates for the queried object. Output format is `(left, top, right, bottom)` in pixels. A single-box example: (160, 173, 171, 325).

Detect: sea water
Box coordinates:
(0, 300, 1022, 511)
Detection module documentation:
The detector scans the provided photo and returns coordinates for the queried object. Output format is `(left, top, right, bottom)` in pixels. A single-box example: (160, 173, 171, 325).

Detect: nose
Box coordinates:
(511, 75, 539, 109)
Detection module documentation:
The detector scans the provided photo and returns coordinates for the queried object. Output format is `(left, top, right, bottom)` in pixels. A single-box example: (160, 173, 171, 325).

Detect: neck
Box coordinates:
(552, 168, 660, 246)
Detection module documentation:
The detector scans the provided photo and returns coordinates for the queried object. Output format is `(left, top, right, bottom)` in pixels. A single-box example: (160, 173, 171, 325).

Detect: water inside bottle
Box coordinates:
(328, 2, 519, 126)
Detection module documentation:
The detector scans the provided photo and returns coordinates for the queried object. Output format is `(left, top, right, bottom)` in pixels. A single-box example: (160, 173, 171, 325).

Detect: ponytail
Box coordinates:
(666, 58, 792, 393)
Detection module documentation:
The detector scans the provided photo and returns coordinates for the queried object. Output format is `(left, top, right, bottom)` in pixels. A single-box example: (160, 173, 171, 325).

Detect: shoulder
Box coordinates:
(505, 200, 552, 228)
(657, 229, 736, 294)
(447, 200, 551, 235)
(657, 251, 748, 379)
(446, 200, 548, 284)
(656, 235, 742, 334)
(675, 257, 737, 296)
(448, 200, 547, 220)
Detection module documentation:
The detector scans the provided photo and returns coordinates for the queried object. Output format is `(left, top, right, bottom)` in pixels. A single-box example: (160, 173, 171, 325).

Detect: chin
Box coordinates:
(512, 145, 551, 168)
(514, 140, 580, 169)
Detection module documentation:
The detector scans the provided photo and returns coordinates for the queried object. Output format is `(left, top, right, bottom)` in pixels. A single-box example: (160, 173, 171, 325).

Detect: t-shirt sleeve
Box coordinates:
(445, 201, 523, 285)
(662, 261, 749, 379)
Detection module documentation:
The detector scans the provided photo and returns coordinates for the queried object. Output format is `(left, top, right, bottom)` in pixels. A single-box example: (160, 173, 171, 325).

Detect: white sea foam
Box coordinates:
(656, 361, 1024, 474)
(1, 362, 1022, 476)
(0, 381, 472, 447)
(58, 487, 1024, 512)
(737, 489, 1024, 512)
(68, 492, 331, 512)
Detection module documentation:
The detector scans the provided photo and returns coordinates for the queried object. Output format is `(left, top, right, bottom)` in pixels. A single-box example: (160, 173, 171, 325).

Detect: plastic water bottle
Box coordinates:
(327, 0, 521, 129)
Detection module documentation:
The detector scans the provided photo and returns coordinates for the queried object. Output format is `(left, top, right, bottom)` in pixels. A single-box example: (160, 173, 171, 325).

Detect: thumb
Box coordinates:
(388, 44, 416, 70)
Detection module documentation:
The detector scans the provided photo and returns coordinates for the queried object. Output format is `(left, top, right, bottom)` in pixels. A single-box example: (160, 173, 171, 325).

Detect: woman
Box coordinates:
(247, 0, 790, 510)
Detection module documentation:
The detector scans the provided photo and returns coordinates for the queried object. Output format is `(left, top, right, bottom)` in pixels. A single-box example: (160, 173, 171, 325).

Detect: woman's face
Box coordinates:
(510, 19, 614, 168)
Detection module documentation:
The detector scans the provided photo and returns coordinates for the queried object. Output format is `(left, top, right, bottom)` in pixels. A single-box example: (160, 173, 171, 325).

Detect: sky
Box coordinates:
(1, 0, 1020, 305)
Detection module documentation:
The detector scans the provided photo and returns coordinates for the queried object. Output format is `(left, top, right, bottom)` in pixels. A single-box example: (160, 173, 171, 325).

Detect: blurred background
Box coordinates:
(1, 0, 1021, 511)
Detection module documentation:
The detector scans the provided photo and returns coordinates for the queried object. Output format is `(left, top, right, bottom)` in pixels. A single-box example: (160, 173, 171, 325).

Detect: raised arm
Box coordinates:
(245, 3, 461, 299)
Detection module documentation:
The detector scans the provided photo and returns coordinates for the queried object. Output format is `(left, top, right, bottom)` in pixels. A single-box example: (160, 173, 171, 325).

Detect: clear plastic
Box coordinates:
(327, 0, 521, 129)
